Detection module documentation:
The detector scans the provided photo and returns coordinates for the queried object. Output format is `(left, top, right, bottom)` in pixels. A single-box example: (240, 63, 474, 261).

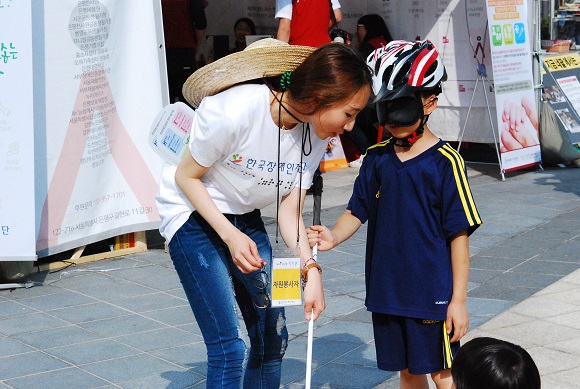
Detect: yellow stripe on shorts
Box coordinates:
(442, 322, 453, 369)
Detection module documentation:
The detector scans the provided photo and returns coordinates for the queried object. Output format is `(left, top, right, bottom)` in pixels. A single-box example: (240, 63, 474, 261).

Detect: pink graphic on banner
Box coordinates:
(36, 68, 159, 251)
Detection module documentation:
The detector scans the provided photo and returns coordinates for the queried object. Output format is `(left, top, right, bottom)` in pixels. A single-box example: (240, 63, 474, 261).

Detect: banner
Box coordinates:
(320, 136, 348, 172)
(485, 0, 541, 172)
(0, 2, 37, 261)
(542, 53, 580, 144)
(35, 0, 165, 257)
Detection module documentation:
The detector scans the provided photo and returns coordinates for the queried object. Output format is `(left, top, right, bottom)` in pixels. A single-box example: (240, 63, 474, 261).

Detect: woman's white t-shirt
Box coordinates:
(156, 84, 328, 243)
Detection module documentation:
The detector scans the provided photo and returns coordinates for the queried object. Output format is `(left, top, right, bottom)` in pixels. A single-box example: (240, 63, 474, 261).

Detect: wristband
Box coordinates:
(304, 257, 317, 267)
(301, 262, 322, 284)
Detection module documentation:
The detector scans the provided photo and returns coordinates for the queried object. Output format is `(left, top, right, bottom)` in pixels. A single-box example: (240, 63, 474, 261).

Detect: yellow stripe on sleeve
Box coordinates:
(442, 144, 481, 225)
(438, 146, 481, 226)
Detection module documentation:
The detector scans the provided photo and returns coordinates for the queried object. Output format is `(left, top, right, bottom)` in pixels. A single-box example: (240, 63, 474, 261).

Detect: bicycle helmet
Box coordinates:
(367, 39, 447, 102)
(366, 40, 447, 147)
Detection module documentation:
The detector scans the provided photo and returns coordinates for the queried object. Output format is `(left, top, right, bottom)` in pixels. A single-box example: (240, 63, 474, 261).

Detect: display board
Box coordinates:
(542, 53, 580, 144)
(34, 0, 166, 257)
(486, 0, 541, 172)
(0, 1, 37, 261)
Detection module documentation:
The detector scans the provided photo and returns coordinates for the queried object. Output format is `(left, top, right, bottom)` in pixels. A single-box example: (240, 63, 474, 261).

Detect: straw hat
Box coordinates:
(182, 38, 316, 108)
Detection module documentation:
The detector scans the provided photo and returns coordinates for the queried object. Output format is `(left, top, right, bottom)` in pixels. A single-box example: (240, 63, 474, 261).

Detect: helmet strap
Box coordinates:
(394, 115, 429, 148)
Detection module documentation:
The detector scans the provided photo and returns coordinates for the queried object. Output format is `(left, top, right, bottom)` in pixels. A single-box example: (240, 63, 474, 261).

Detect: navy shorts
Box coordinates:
(372, 313, 460, 375)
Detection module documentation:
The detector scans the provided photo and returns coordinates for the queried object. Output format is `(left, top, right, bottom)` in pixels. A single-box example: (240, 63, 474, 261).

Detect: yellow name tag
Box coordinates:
(271, 257, 301, 307)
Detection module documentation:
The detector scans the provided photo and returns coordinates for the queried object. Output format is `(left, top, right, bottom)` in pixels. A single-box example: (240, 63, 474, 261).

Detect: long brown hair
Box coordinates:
(271, 43, 372, 115)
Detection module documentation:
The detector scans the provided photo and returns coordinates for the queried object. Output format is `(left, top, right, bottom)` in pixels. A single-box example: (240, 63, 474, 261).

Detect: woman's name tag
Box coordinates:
(271, 256, 301, 307)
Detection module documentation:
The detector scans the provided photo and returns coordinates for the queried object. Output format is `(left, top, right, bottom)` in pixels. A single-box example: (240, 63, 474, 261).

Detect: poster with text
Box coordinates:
(486, 0, 540, 172)
(542, 53, 580, 144)
(35, 0, 165, 257)
(0, 1, 36, 261)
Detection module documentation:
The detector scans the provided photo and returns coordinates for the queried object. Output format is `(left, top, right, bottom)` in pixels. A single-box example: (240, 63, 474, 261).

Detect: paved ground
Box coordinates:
(1, 161, 580, 388)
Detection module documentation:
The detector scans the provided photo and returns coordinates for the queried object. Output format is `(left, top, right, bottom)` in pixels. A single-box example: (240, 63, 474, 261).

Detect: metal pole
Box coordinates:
(480, 71, 506, 181)
(456, 64, 505, 180)
(457, 76, 481, 152)
(311, 170, 323, 226)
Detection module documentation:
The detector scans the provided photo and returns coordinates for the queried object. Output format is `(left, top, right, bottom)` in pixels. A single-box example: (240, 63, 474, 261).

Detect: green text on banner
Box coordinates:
(0, 2, 36, 261)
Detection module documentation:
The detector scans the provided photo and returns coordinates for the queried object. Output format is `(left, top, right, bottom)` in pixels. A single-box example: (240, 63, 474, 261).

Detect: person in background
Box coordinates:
(161, 0, 207, 104)
(156, 39, 372, 388)
(356, 14, 393, 60)
(230, 17, 256, 53)
(341, 103, 378, 168)
(343, 14, 392, 167)
(451, 337, 541, 389)
(275, 0, 342, 47)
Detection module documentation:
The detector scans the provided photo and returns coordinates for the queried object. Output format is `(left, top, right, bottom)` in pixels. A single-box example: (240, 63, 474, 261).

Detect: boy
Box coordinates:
(307, 40, 481, 389)
(451, 337, 541, 389)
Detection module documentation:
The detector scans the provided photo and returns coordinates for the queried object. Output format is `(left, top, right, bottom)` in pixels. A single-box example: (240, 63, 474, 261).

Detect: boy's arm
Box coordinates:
(308, 210, 362, 251)
(446, 230, 470, 343)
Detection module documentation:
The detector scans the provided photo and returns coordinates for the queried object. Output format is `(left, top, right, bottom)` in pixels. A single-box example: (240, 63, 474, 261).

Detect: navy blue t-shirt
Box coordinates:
(347, 139, 481, 320)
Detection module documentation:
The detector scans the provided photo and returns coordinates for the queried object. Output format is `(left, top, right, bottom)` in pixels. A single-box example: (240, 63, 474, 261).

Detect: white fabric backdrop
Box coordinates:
(203, 0, 540, 144)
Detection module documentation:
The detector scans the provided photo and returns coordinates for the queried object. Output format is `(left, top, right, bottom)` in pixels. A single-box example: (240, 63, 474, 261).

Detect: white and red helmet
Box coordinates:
(367, 40, 447, 102)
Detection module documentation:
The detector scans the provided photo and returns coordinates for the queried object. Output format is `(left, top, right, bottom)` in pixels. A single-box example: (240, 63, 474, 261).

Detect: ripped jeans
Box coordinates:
(168, 210, 288, 389)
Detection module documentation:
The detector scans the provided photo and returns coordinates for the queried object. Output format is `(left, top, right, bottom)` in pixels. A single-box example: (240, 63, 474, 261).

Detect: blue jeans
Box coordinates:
(169, 210, 288, 388)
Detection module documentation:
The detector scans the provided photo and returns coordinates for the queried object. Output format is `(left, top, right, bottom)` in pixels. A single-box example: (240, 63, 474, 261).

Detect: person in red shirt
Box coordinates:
(275, 0, 342, 47)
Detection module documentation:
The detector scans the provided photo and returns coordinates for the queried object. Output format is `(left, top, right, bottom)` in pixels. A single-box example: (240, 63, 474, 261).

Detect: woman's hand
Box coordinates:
(222, 229, 265, 274)
(302, 269, 325, 321)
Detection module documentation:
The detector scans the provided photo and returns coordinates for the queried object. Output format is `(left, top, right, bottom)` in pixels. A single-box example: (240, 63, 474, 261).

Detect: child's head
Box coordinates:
(367, 40, 447, 147)
(451, 337, 541, 389)
(368, 39, 447, 103)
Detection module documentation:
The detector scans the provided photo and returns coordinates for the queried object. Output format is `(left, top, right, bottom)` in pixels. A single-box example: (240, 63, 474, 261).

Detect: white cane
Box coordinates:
(305, 243, 317, 389)
(306, 174, 322, 389)
(305, 307, 314, 388)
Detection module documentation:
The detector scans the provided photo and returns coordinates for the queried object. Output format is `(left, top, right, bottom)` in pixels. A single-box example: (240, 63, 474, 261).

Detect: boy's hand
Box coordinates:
(306, 225, 335, 251)
(446, 300, 469, 343)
